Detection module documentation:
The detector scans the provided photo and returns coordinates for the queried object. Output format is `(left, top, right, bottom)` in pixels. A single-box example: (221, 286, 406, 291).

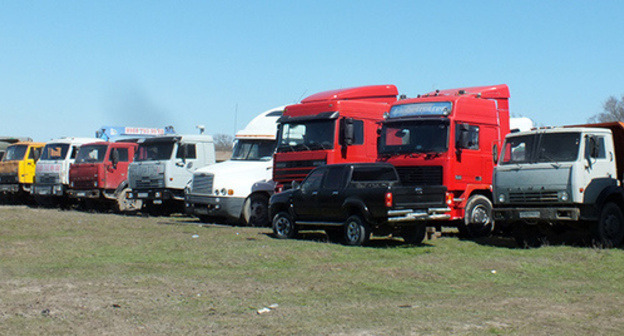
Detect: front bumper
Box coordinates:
(493, 207, 580, 222)
(0, 184, 19, 193)
(67, 189, 101, 199)
(32, 184, 65, 197)
(128, 188, 184, 202)
(387, 207, 452, 223)
(185, 194, 245, 220)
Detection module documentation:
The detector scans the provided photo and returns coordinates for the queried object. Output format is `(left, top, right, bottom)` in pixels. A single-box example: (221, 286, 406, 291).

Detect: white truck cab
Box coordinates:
(185, 106, 284, 226)
(128, 134, 216, 215)
(32, 137, 104, 205)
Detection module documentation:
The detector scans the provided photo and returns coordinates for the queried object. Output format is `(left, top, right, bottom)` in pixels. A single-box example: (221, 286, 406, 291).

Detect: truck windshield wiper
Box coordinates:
(538, 150, 561, 168)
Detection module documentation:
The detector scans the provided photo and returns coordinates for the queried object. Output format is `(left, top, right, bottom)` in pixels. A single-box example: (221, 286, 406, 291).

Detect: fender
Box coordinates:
(114, 180, 130, 196)
(594, 185, 624, 216)
(342, 197, 374, 223)
(252, 180, 276, 195)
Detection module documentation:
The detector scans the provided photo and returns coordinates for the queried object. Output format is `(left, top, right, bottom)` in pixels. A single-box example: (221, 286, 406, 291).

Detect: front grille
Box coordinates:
(72, 179, 96, 189)
(274, 159, 326, 183)
(135, 178, 165, 189)
(395, 166, 443, 186)
(192, 173, 214, 194)
(38, 173, 60, 184)
(509, 191, 559, 203)
(0, 174, 17, 184)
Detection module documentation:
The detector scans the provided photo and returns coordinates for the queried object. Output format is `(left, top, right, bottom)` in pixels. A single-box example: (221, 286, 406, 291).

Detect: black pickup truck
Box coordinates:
(268, 163, 450, 246)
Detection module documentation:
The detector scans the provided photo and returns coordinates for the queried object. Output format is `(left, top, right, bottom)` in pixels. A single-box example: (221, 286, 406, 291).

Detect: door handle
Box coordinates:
(332, 191, 339, 195)
(312, 191, 318, 196)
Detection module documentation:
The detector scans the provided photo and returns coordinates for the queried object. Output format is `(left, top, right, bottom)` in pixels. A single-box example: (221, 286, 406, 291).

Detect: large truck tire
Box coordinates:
(243, 193, 269, 227)
(273, 211, 297, 239)
(461, 194, 494, 238)
(592, 202, 624, 248)
(343, 215, 370, 246)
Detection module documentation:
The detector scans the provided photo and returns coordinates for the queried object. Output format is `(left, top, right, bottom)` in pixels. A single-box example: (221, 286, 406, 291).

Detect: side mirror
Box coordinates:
(291, 180, 300, 190)
(342, 118, 354, 146)
(492, 144, 499, 164)
(111, 149, 120, 168)
(456, 123, 471, 149)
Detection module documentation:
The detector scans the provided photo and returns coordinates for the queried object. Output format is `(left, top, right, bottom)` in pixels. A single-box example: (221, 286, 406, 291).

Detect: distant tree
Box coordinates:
(588, 94, 624, 123)
(213, 133, 234, 152)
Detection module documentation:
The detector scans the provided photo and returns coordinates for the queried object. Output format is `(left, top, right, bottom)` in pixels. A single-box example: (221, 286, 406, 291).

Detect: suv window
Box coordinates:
(352, 166, 398, 182)
(301, 168, 324, 193)
(322, 166, 346, 189)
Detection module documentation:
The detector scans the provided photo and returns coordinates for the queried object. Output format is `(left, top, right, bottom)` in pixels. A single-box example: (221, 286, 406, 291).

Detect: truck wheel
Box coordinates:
(401, 225, 427, 245)
(273, 211, 297, 239)
(513, 222, 547, 248)
(462, 195, 494, 238)
(115, 188, 142, 213)
(343, 215, 370, 246)
(592, 202, 624, 247)
(243, 194, 269, 227)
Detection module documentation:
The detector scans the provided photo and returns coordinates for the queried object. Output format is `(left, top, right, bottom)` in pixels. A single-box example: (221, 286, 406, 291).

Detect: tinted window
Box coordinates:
(352, 166, 398, 182)
(456, 124, 479, 150)
(301, 169, 324, 193)
(322, 166, 346, 189)
(110, 148, 130, 162)
(339, 119, 364, 146)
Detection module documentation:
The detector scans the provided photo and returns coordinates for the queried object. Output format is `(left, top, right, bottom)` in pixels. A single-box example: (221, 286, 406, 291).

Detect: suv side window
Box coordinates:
(322, 166, 346, 189)
(301, 168, 324, 194)
(352, 166, 398, 182)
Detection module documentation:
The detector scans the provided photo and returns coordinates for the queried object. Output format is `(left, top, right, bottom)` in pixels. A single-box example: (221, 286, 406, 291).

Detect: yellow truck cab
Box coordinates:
(0, 142, 45, 201)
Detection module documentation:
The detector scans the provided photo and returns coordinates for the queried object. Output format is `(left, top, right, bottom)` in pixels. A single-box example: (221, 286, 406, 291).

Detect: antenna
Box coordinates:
(234, 103, 238, 135)
(296, 89, 308, 103)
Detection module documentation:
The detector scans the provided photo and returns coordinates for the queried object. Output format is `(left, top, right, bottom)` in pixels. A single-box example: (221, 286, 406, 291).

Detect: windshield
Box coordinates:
(231, 140, 275, 161)
(41, 143, 70, 160)
(135, 142, 175, 161)
(276, 119, 335, 152)
(2, 145, 28, 161)
(501, 132, 581, 165)
(379, 120, 449, 155)
(75, 144, 108, 163)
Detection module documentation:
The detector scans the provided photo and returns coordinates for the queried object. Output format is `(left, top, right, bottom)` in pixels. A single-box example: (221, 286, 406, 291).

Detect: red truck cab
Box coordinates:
(68, 141, 140, 212)
(378, 84, 511, 237)
(273, 85, 398, 191)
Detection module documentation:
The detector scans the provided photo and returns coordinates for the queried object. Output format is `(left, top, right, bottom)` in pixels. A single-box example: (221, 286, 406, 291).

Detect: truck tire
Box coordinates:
(273, 211, 297, 239)
(115, 188, 142, 213)
(243, 193, 269, 227)
(462, 195, 494, 238)
(401, 225, 427, 245)
(592, 202, 624, 247)
(343, 215, 370, 246)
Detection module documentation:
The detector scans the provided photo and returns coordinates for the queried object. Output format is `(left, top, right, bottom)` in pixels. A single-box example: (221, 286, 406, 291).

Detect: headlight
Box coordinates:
(214, 189, 220, 195)
(220, 188, 227, 195)
(560, 191, 569, 202)
(498, 194, 506, 203)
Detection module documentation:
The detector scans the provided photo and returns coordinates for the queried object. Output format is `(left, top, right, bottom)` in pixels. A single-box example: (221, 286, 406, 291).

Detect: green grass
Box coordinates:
(1, 206, 624, 335)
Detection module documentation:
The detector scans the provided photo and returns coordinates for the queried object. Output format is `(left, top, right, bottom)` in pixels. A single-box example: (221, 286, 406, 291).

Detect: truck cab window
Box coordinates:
(339, 119, 364, 145)
(176, 144, 197, 159)
(456, 124, 479, 150)
(110, 148, 130, 162)
(586, 136, 606, 159)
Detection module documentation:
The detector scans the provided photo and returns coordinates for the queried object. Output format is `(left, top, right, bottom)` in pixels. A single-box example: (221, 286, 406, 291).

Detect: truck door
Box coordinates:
(581, 134, 617, 202)
(292, 167, 325, 220)
(109, 146, 131, 188)
(172, 143, 199, 189)
(316, 165, 348, 221)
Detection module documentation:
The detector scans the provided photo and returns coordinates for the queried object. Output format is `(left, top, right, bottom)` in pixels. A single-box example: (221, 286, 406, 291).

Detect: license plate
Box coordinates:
(77, 192, 86, 197)
(519, 211, 540, 219)
(153, 199, 162, 204)
(37, 188, 51, 195)
(138, 193, 148, 198)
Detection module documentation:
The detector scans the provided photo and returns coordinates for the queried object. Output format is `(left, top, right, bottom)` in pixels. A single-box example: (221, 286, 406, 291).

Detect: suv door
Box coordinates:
(292, 167, 325, 220)
(316, 165, 348, 221)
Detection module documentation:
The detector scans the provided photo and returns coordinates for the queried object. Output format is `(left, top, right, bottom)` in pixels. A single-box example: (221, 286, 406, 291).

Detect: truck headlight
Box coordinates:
(498, 194, 506, 203)
(220, 188, 227, 196)
(560, 191, 569, 202)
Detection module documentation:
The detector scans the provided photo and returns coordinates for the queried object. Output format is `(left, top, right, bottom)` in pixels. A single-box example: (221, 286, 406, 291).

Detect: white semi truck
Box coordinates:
(127, 134, 216, 215)
(32, 137, 104, 206)
(185, 106, 284, 226)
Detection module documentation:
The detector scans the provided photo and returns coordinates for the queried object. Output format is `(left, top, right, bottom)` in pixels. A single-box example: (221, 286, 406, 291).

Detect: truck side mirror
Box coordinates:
(291, 180, 300, 189)
(342, 118, 354, 146)
(456, 123, 471, 149)
(492, 144, 499, 164)
(111, 149, 119, 168)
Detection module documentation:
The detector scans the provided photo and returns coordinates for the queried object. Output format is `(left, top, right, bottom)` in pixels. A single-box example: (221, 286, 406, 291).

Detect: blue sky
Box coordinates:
(1, 1, 623, 142)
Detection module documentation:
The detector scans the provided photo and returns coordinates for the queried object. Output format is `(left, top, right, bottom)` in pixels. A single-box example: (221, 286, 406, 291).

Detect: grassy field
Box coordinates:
(1, 205, 623, 335)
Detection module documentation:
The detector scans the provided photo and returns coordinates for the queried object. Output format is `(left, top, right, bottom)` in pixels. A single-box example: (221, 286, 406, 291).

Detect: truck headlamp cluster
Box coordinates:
(498, 194, 506, 203)
(560, 191, 569, 202)
(214, 188, 233, 196)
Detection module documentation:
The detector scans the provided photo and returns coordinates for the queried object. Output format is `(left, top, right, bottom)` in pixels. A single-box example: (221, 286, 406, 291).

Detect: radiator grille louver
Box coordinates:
(395, 166, 443, 186)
